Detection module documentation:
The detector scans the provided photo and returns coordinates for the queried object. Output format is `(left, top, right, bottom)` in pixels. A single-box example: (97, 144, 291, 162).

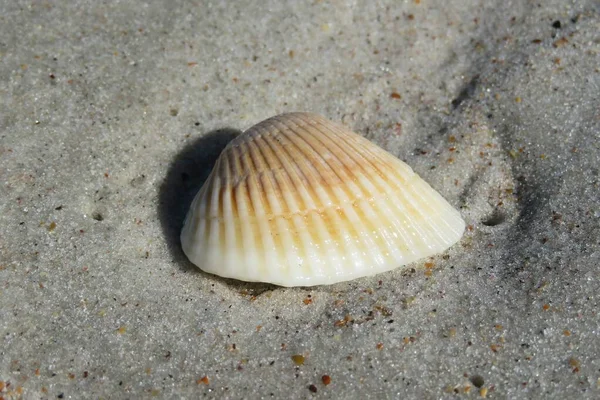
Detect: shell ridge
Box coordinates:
(234, 145, 255, 218)
(289, 214, 318, 282)
(228, 144, 247, 194)
(220, 185, 237, 271)
(270, 116, 353, 277)
(322, 207, 353, 278)
(261, 120, 324, 211)
(202, 173, 217, 218)
(353, 199, 391, 268)
(383, 182, 443, 251)
(239, 140, 260, 213)
(268, 119, 340, 211)
(313, 119, 387, 167)
(391, 176, 464, 250)
(405, 192, 452, 249)
(289, 115, 368, 181)
(306, 209, 339, 281)
(283, 116, 400, 268)
(215, 157, 230, 256)
(279, 115, 447, 267)
(359, 168, 446, 251)
(188, 174, 210, 231)
(275, 118, 386, 279)
(427, 210, 465, 246)
(250, 131, 291, 274)
(246, 139, 274, 217)
(323, 121, 414, 186)
(302, 117, 396, 195)
(250, 151, 299, 279)
(334, 207, 367, 274)
(256, 122, 320, 280)
(401, 177, 461, 247)
(267, 119, 338, 277)
(375, 207, 415, 261)
(290, 115, 380, 202)
(318, 142, 417, 245)
(257, 123, 308, 213)
(203, 176, 222, 249)
(252, 134, 285, 217)
(404, 189, 458, 250)
(234, 118, 395, 220)
(340, 204, 373, 271)
(272, 119, 346, 278)
(244, 138, 277, 274)
(233, 144, 260, 276)
(360, 195, 408, 260)
(365, 192, 417, 259)
(287, 119, 354, 190)
(194, 181, 213, 258)
(385, 175, 440, 227)
(411, 177, 465, 233)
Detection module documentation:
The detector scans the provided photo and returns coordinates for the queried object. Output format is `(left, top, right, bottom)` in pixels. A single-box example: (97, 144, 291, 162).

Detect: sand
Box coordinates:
(1, 0, 599, 398)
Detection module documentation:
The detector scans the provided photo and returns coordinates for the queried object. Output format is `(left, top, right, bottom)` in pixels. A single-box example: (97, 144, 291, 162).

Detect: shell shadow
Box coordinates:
(158, 128, 240, 272)
(157, 127, 279, 295)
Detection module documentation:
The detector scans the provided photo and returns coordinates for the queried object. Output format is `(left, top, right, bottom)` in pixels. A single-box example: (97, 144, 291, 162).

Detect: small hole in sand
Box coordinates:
(92, 212, 104, 221)
(470, 375, 485, 388)
(482, 210, 505, 226)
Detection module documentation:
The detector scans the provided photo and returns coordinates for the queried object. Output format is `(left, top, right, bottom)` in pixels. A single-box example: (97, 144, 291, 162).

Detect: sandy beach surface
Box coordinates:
(1, 1, 599, 398)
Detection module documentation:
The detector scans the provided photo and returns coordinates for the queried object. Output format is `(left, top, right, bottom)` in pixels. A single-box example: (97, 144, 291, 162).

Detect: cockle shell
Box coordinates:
(181, 113, 464, 287)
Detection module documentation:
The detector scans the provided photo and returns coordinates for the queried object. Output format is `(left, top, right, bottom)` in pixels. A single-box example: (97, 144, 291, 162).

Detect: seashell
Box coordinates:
(181, 113, 464, 287)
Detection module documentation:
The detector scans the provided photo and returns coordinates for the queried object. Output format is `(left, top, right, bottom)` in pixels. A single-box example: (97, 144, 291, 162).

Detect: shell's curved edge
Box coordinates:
(181, 112, 465, 287)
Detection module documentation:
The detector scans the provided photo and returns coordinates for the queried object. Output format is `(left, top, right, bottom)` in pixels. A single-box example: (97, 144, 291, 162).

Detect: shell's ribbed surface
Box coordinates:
(181, 113, 465, 286)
